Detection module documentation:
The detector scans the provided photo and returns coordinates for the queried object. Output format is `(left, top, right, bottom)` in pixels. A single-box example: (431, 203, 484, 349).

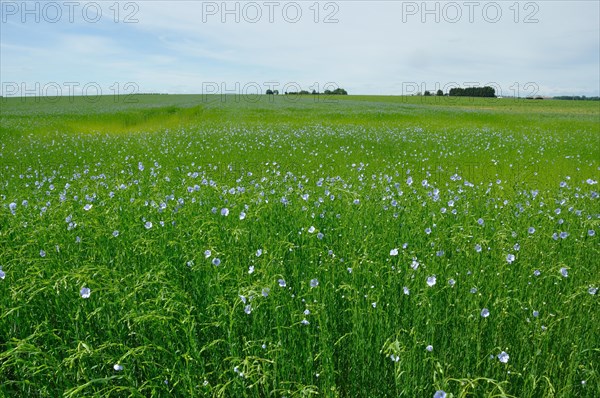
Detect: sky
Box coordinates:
(1, 0, 599, 97)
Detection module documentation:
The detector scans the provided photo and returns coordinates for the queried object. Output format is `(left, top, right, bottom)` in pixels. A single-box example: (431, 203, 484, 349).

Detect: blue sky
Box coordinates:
(1, 1, 599, 96)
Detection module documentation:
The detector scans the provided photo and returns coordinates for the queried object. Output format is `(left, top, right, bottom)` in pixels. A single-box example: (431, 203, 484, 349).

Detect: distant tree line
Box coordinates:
(553, 96, 600, 101)
(323, 88, 348, 95)
(448, 86, 496, 97)
(422, 90, 444, 96)
(266, 88, 348, 95)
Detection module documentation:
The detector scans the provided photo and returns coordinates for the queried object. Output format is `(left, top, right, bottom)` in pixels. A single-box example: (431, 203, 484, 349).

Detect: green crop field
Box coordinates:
(0, 94, 598, 397)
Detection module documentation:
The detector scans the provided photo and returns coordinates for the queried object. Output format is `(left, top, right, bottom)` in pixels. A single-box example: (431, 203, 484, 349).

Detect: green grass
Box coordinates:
(0, 95, 598, 397)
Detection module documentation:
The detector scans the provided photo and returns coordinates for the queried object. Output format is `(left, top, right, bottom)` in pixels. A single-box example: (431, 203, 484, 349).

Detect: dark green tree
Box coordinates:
(332, 88, 348, 95)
